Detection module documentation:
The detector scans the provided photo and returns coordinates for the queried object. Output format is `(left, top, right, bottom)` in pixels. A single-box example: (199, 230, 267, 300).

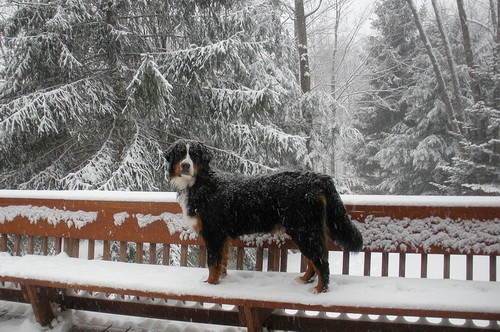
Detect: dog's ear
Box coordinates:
(200, 143, 213, 166)
(164, 145, 174, 164)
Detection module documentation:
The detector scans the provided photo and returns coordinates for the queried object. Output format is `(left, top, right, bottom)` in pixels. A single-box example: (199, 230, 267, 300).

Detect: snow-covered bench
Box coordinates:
(1, 253, 499, 332)
(1, 191, 499, 331)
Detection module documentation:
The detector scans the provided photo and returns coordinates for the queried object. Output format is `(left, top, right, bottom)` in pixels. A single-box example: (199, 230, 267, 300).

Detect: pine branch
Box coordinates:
(0, 78, 115, 142)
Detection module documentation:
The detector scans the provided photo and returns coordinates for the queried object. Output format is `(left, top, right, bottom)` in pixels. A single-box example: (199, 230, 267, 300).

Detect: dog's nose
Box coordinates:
(181, 162, 191, 175)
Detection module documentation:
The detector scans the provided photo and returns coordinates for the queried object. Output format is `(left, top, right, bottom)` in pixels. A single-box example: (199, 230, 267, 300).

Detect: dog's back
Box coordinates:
(193, 170, 362, 251)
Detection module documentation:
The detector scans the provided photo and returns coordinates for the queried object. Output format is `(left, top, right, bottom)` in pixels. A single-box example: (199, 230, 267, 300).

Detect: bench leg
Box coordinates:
(238, 306, 273, 332)
(21, 284, 55, 326)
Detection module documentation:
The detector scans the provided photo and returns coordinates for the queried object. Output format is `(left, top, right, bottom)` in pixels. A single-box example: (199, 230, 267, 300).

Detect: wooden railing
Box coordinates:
(0, 191, 499, 330)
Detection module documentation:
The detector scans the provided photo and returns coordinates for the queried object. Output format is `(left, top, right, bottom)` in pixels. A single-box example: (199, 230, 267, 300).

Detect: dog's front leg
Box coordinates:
(205, 236, 229, 284)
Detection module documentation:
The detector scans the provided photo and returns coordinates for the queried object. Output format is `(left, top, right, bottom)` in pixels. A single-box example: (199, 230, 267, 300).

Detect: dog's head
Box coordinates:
(164, 139, 213, 190)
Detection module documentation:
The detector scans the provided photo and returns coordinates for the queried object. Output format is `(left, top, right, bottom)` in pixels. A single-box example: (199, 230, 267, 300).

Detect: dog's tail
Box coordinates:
(323, 180, 363, 252)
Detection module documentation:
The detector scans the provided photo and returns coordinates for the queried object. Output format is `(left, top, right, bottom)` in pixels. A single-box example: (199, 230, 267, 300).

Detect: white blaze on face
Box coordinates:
(180, 144, 194, 176)
(170, 143, 196, 190)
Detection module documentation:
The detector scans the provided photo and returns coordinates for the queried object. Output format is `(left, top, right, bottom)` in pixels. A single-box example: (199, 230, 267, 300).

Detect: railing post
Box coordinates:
(490, 255, 497, 282)
(466, 255, 473, 280)
(149, 242, 157, 264)
(342, 251, 350, 275)
(0, 233, 8, 252)
(443, 254, 450, 279)
(381, 252, 389, 277)
(420, 254, 428, 278)
(399, 253, 406, 277)
(364, 252, 371, 276)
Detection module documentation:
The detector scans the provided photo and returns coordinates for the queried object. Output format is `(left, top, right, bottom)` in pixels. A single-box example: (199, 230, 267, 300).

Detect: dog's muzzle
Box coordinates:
(181, 162, 191, 176)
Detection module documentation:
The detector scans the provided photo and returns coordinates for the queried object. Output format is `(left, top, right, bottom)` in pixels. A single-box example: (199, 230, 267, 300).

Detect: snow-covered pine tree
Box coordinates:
(351, 0, 499, 195)
(350, 0, 451, 194)
(0, 0, 308, 190)
(435, 2, 500, 195)
(437, 103, 500, 195)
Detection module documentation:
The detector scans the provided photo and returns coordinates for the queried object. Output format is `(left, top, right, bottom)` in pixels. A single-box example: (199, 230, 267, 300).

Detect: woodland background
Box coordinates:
(0, 0, 498, 196)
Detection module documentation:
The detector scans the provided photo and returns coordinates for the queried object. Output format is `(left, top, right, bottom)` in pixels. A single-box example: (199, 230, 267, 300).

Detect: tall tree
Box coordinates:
(431, 0, 464, 122)
(294, 0, 312, 94)
(493, 0, 500, 109)
(457, 0, 482, 103)
(292, 0, 322, 169)
(406, 0, 464, 147)
(0, 0, 307, 190)
(351, 0, 457, 194)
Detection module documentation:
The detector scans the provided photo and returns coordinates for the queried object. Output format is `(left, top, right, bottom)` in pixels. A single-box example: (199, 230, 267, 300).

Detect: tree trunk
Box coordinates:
(330, 0, 341, 97)
(294, 0, 314, 169)
(104, 3, 127, 109)
(431, 0, 464, 122)
(493, 0, 500, 109)
(270, 0, 282, 60)
(457, 0, 481, 103)
(406, 0, 464, 150)
(294, 0, 311, 93)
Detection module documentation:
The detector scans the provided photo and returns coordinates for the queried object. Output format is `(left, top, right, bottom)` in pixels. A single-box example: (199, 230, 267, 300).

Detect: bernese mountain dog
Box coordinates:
(165, 139, 363, 293)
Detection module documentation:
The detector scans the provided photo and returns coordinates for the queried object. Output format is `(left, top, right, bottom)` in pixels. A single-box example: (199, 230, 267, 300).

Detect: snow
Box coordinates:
(1, 190, 498, 207)
(341, 194, 500, 207)
(463, 184, 500, 194)
(355, 216, 499, 254)
(113, 212, 130, 226)
(0, 190, 178, 202)
(1, 253, 499, 316)
(0, 191, 498, 254)
(0, 301, 244, 332)
(0, 191, 499, 330)
(0, 205, 97, 229)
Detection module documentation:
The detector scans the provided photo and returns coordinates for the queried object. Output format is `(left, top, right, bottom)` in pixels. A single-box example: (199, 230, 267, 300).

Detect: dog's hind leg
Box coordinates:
(288, 229, 330, 293)
(296, 260, 316, 284)
(220, 240, 231, 278)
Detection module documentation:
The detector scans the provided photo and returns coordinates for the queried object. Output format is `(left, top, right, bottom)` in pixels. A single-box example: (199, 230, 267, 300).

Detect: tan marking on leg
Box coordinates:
(298, 260, 316, 284)
(206, 265, 222, 284)
(312, 264, 328, 294)
(193, 215, 202, 233)
(206, 239, 230, 284)
(220, 239, 231, 277)
(318, 192, 332, 242)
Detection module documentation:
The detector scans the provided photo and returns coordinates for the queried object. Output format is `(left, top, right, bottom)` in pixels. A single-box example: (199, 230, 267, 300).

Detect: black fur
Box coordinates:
(165, 139, 363, 293)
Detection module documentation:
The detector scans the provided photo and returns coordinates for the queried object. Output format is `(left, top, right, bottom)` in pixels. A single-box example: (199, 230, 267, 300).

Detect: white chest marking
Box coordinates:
(177, 192, 198, 231)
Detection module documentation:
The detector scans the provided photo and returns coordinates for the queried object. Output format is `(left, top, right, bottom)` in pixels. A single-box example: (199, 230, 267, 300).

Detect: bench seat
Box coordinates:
(1, 253, 499, 331)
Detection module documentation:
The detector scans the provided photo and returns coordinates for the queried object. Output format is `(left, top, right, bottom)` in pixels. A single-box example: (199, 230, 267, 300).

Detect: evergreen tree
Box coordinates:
(351, 0, 450, 194)
(351, 0, 499, 195)
(438, 102, 500, 195)
(0, 0, 307, 190)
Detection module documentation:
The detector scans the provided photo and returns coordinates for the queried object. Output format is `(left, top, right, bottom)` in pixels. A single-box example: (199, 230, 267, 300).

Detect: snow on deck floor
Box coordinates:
(0, 301, 245, 332)
(1, 253, 499, 315)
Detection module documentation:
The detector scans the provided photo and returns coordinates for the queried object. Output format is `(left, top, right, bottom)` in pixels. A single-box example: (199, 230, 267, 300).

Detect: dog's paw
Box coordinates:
(307, 285, 328, 294)
(204, 278, 220, 285)
(295, 275, 315, 284)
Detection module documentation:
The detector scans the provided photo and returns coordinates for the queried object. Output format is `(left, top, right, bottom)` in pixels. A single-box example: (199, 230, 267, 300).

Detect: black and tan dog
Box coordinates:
(165, 139, 362, 293)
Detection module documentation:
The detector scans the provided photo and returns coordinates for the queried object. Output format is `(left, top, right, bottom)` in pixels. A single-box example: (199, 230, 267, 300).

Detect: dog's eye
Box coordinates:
(188, 150, 199, 161)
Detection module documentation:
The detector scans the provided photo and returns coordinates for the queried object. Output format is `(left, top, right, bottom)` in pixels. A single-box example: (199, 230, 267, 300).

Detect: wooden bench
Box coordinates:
(1, 191, 499, 331)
